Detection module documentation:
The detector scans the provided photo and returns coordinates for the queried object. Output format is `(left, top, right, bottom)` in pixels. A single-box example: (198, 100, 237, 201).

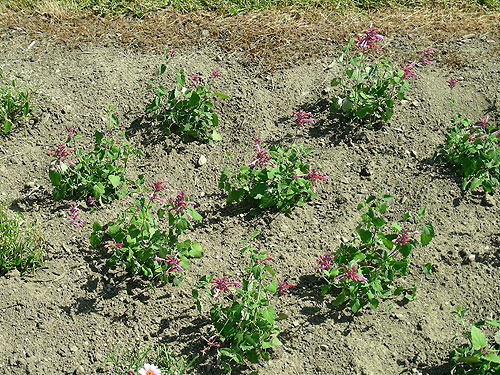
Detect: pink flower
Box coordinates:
(402, 61, 417, 81)
(472, 115, 489, 130)
(293, 168, 329, 193)
(211, 68, 220, 78)
(168, 190, 196, 219)
(48, 142, 76, 167)
(201, 334, 220, 356)
(334, 262, 368, 283)
(314, 252, 335, 270)
(167, 49, 175, 57)
(210, 276, 241, 299)
(154, 252, 183, 273)
(189, 73, 201, 87)
(248, 136, 275, 168)
(354, 22, 384, 52)
(293, 110, 314, 126)
(138, 363, 161, 375)
(417, 48, 434, 65)
(446, 77, 458, 90)
(149, 180, 169, 204)
(64, 202, 84, 228)
(392, 227, 419, 246)
(67, 126, 76, 139)
(104, 239, 124, 250)
(277, 278, 294, 295)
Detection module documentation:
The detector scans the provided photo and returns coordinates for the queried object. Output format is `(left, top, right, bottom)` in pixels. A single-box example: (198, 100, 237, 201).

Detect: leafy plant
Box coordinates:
(0, 67, 30, 134)
(106, 341, 197, 375)
(450, 306, 500, 375)
(330, 24, 415, 127)
(219, 136, 328, 213)
(315, 193, 434, 313)
(0, 200, 44, 275)
(193, 231, 291, 372)
(90, 183, 203, 284)
(145, 50, 228, 143)
(48, 107, 142, 205)
(431, 113, 499, 192)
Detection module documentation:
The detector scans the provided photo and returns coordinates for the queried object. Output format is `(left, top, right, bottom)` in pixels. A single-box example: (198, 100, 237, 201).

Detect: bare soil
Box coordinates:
(0, 10, 499, 375)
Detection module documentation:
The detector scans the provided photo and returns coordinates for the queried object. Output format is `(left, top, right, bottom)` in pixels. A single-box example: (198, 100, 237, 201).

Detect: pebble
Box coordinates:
(74, 365, 85, 375)
(201, 30, 210, 37)
(481, 193, 495, 207)
(197, 154, 207, 167)
(320, 344, 329, 351)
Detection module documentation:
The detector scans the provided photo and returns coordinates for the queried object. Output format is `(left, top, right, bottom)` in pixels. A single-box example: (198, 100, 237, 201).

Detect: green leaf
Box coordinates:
(423, 263, 432, 274)
(95, 130, 104, 144)
(211, 128, 222, 141)
(92, 221, 102, 232)
(213, 91, 230, 99)
(333, 290, 346, 306)
(356, 228, 372, 244)
(188, 241, 204, 258)
(482, 353, 500, 364)
(93, 183, 105, 198)
(49, 169, 62, 186)
(341, 99, 353, 113)
(470, 177, 481, 190)
(246, 350, 259, 364)
(108, 175, 121, 188)
(331, 77, 341, 86)
(471, 325, 488, 350)
(404, 284, 417, 301)
(3, 119, 11, 134)
(267, 278, 278, 294)
(421, 223, 434, 246)
(263, 306, 275, 324)
(356, 106, 371, 119)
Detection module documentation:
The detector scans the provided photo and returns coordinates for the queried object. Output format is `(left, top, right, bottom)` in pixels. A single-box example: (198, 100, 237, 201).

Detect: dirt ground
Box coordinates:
(0, 8, 499, 375)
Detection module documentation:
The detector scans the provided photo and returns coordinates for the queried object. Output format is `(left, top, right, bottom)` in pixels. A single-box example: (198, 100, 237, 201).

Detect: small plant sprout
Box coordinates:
(145, 52, 228, 143)
(220, 136, 327, 212)
(193, 231, 289, 372)
(354, 22, 384, 52)
(316, 194, 434, 313)
(450, 306, 500, 374)
(0, 67, 30, 134)
(90, 180, 203, 284)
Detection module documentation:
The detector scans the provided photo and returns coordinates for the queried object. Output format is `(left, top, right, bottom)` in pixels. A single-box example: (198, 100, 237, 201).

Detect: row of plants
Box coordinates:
(0, 23, 498, 375)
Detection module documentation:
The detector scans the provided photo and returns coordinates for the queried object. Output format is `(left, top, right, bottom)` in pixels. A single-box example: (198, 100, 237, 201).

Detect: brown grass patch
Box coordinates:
(1, 6, 499, 71)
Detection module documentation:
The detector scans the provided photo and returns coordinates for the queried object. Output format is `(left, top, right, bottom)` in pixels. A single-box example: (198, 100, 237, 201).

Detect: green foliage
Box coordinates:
(193, 232, 285, 372)
(90, 189, 203, 284)
(316, 194, 434, 313)
(219, 140, 327, 213)
(450, 306, 500, 375)
(330, 38, 409, 127)
(0, 201, 44, 275)
(146, 53, 227, 143)
(432, 112, 500, 193)
(48, 107, 142, 204)
(0, 67, 30, 135)
(106, 342, 197, 375)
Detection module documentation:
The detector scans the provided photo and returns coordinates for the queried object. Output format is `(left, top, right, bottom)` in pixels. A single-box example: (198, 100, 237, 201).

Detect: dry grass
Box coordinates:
(0, 5, 499, 71)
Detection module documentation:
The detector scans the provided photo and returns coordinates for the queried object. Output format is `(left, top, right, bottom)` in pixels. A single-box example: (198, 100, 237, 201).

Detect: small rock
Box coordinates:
(481, 193, 495, 207)
(7, 268, 21, 280)
(320, 344, 329, 351)
(201, 29, 210, 37)
(467, 254, 476, 263)
(462, 33, 475, 40)
(197, 154, 207, 167)
(24, 181, 36, 189)
(410, 100, 420, 108)
(70, 345, 78, 353)
(74, 365, 85, 375)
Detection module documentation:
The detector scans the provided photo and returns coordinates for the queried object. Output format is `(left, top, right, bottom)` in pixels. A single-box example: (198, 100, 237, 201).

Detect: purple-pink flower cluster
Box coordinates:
(149, 180, 169, 204)
(168, 190, 196, 219)
(293, 168, 329, 193)
(334, 262, 368, 283)
(314, 252, 335, 271)
(210, 276, 241, 299)
(467, 115, 490, 143)
(154, 252, 183, 273)
(201, 334, 220, 356)
(64, 202, 84, 228)
(248, 136, 275, 168)
(293, 110, 314, 126)
(392, 227, 419, 246)
(417, 48, 434, 65)
(354, 22, 384, 52)
(402, 61, 417, 81)
(447, 77, 458, 90)
(48, 142, 76, 167)
(276, 278, 294, 295)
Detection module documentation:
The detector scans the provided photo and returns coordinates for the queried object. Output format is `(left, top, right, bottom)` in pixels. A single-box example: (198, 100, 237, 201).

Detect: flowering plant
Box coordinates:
(315, 194, 434, 313)
(330, 24, 417, 127)
(145, 50, 228, 143)
(450, 306, 500, 375)
(192, 232, 291, 372)
(48, 107, 142, 205)
(90, 181, 203, 284)
(219, 136, 327, 213)
(432, 112, 499, 192)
